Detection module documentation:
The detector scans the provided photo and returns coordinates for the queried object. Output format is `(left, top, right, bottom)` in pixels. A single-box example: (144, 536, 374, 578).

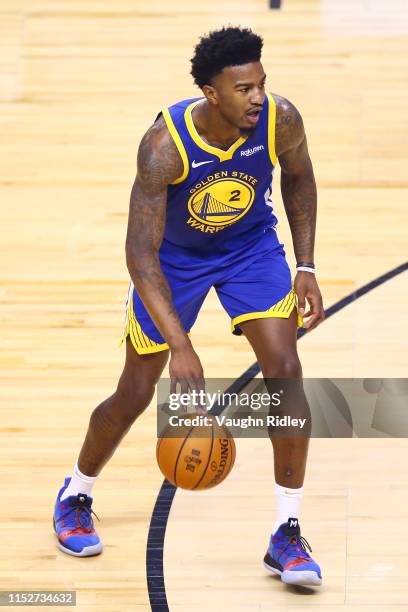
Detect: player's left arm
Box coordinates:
(274, 94, 325, 332)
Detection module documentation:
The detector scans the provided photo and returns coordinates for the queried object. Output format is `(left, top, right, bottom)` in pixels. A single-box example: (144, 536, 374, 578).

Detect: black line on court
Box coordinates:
(146, 261, 408, 611)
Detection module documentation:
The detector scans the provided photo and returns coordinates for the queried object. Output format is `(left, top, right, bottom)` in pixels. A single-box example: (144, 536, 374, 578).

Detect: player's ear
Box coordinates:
(202, 84, 219, 106)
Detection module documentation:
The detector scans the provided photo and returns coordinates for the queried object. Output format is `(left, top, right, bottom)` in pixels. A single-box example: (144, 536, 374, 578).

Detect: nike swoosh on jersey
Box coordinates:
(191, 159, 214, 168)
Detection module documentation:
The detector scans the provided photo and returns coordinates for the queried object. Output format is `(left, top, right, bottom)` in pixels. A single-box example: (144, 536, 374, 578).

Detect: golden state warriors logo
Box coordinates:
(187, 172, 256, 233)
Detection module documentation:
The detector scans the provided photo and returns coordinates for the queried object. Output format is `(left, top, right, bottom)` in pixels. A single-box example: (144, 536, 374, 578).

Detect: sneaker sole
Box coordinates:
(263, 561, 322, 586)
(53, 519, 103, 557)
(55, 534, 103, 557)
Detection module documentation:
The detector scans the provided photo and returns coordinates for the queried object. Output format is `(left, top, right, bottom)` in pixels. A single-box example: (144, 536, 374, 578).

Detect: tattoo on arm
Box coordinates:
(125, 116, 186, 338)
(273, 94, 317, 263)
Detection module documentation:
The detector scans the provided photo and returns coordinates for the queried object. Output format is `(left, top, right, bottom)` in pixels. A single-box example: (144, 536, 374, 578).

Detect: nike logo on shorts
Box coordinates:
(192, 159, 214, 168)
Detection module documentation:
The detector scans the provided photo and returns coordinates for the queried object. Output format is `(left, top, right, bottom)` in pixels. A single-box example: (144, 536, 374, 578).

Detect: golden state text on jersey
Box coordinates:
(160, 94, 279, 255)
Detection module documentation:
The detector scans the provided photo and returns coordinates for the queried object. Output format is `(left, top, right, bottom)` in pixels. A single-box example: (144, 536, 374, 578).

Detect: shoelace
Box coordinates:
(278, 534, 312, 563)
(58, 500, 100, 531)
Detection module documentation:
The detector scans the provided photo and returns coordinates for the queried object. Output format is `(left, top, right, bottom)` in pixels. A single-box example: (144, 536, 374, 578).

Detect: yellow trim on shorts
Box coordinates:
(162, 108, 189, 184)
(267, 93, 278, 167)
(231, 288, 304, 334)
(118, 288, 169, 355)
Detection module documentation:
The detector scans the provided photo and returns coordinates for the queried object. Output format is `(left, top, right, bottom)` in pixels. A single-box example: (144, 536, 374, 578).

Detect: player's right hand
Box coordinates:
(169, 342, 205, 399)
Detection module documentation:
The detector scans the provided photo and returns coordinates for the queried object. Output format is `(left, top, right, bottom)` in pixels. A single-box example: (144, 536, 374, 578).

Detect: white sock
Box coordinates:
(273, 483, 303, 534)
(60, 462, 98, 501)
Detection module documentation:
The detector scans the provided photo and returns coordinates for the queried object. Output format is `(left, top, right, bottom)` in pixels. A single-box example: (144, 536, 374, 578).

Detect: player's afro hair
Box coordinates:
(190, 26, 263, 88)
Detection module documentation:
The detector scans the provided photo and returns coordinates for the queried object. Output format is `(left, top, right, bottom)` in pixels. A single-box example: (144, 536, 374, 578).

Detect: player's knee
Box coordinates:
(261, 355, 302, 379)
(115, 377, 155, 424)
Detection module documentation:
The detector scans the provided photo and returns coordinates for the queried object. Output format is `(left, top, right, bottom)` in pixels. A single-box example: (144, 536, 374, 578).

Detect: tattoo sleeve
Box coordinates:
(274, 95, 317, 263)
(125, 116, 189, 349)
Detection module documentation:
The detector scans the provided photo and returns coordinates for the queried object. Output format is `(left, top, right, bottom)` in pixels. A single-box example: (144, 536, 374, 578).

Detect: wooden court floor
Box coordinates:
(1, 0, 407, 610)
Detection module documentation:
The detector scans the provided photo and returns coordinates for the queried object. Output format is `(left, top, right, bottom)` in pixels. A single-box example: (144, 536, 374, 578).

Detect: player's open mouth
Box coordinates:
(246, 109, 261, 124)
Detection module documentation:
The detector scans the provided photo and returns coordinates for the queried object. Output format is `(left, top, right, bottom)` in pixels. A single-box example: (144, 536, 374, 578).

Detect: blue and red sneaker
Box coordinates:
(53, 477, 102, 557)
(263, 518, 322, 586)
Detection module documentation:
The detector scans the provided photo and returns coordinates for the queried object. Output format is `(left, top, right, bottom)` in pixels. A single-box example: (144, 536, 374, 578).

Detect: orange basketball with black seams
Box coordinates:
(156, 417, 236, 490)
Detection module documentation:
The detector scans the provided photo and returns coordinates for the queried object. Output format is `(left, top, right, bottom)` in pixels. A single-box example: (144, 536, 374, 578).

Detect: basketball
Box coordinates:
(156, 416, 236, 490)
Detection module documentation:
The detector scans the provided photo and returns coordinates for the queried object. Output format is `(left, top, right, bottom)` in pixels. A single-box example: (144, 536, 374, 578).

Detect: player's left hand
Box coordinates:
(294, 272, 325, 332)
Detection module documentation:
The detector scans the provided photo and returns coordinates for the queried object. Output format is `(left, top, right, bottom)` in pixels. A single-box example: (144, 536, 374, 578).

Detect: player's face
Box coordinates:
(206, 62, 267, 132)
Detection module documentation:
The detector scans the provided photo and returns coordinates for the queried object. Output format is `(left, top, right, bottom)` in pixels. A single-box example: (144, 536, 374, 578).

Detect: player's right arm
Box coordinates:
(125, 116, 204, 393)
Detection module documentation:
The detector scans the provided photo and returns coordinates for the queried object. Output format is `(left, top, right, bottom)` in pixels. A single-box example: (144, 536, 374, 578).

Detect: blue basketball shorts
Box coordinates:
(119, 242, 303, 355)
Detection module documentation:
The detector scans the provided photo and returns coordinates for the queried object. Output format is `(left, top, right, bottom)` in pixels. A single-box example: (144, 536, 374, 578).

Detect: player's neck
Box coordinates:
(192, 100, 242, 151)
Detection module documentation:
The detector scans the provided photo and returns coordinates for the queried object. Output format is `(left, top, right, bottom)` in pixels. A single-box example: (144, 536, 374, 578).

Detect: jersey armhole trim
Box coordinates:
(162, 108, 189, 185)
(267, 93, 278, 167)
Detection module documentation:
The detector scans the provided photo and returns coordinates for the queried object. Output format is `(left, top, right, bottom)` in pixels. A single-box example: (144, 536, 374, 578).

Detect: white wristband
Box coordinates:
(296, 266, 316, 274)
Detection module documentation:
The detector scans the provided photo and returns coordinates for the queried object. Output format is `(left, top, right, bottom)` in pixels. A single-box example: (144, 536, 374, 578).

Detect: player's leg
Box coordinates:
(239, 309, 309, 491)
(77, 337, 168, 477)
(54, 266, 210, 558)
(216, 244, 321, 586)
(240, 311, 321, 586)
(216, 245, 310, 499)
(53, 339, 168, 557)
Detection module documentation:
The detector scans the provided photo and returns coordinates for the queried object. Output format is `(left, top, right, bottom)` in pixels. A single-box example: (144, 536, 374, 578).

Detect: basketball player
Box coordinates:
(53, 27, 325, 587)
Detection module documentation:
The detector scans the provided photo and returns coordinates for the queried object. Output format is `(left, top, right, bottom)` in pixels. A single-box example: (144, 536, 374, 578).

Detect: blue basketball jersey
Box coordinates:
(119, 94, 302, 355)
(159, 94, 281, 261)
